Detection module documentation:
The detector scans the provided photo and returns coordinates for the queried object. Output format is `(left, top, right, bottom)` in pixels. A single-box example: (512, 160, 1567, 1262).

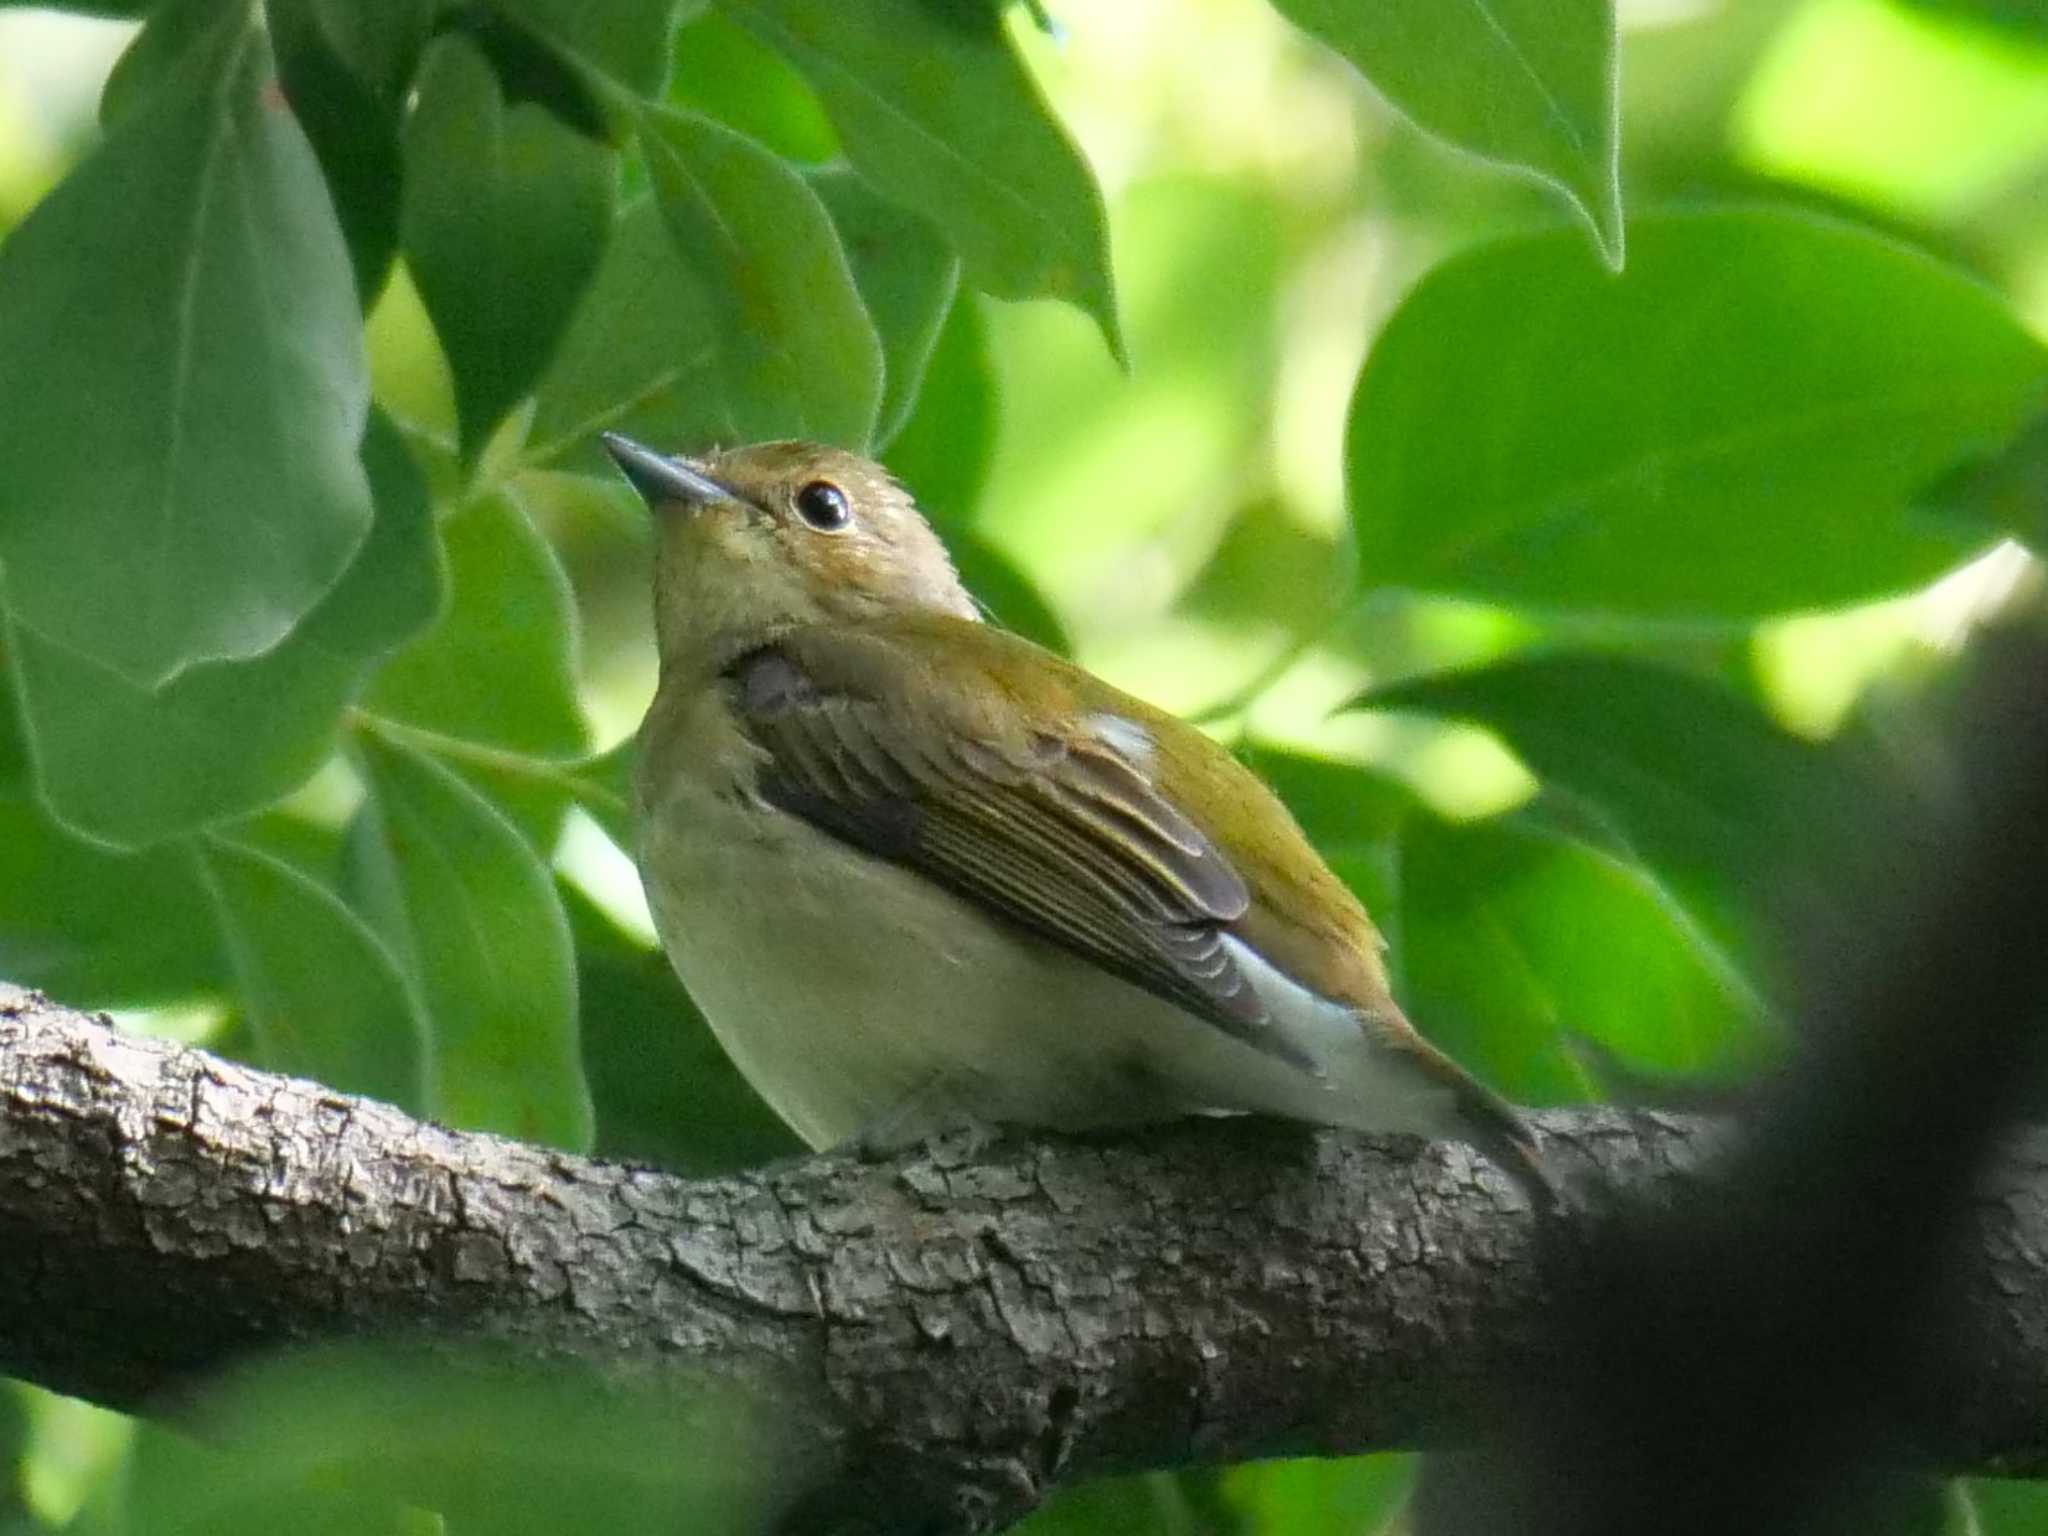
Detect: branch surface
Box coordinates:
(4, 983, 2047, 1532)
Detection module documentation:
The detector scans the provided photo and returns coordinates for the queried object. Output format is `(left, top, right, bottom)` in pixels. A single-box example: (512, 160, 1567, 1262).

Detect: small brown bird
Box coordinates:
(606, 433, 1547, 1197)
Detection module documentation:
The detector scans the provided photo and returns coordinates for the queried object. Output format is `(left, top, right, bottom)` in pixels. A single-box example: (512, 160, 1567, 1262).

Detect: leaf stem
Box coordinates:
(345, 710, 630, 823)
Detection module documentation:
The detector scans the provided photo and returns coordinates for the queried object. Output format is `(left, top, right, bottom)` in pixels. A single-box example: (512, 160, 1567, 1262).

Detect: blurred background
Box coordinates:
(2, 0, 2045, 1530)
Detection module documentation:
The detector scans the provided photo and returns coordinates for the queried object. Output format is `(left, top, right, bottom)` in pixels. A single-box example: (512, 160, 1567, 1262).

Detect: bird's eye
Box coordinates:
(793, 480, 852, 532)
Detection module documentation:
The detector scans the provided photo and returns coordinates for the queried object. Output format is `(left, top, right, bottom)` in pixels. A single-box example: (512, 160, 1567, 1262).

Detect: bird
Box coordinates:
(602, 432, 1549, 1201)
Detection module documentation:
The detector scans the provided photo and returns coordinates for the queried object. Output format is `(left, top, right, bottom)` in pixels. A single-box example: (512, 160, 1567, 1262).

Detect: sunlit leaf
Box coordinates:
(197, 835, 429, 1109)
(806, 164, 959, 447)
(968, 177, 1287, 612)
(1348, 210, 2046, 619)
(1222, 1453, 1415, 1536)
(353, 733, 593, 1150)
(1271, 0, 1623, 266)
(1395, 812, 1764, 1105)
(669, 5, 836, 163)
(527, 196, 725, 469)
(723, 0, 1123, 359)
(640, 104, 883, 446)
(1894, 0, 2048, 40)
(0, 6, 372, 686)
(1353, 652, 1850, 930)
(8, 415, 438, 849)
(402, 32, 617, 461)
(1735, 0, 2048, 223)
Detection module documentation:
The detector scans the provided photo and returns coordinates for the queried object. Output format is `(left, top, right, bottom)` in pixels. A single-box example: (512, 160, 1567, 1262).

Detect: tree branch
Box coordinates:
(5, 983, 2048, 1531)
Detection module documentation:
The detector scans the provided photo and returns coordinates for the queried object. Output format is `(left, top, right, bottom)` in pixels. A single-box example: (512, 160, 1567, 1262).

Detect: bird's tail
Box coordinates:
(1358, 1005, 1558, 1212)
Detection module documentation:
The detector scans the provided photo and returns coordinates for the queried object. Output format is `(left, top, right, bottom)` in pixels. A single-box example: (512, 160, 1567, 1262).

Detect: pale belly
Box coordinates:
(638, 784, 1461, 1152)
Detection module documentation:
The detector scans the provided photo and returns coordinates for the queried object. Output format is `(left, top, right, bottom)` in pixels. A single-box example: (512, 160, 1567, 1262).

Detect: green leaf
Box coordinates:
(964, 176, 1288, 610)
(197, 835, 429, 1109)
(1347, 210, 2047, 619)
(1271, 0, 1623, 266)
(722, 0, 1123, 359)
(1893, 0, 2048, 41)
(438, 2, 611, 140)
(1921, 406, 2048, 551)
(402, 33, 618, 462)
(308, 0, 433, 96)
(267, 0, 410, 304)
(1963, 1478, 2048, 1534)
(569, 884, 800, 1174)
(227, 806, 350, 885)
(950, 533, 1068, 655)
(353, 733, 592, 1150)
(1395, 812, 1764, 1105)
(99, 0, 226, 125)
(1353, 652, 1856, 925)
(8, 414, 439, 849)
(806, 165, 959, 448)
(489, 0, 683, 100)
(1246, 748, 1419, 856)
(527, 196, 726, 469)
(0, 790, 225, 1006)
(640, 104, 884, 447)
(884, 294, 998, 527)
(1221, 1454, 1415, 1536)
(120, 1345, 790, 1536)
(0, 1385, 27, 1528)
(668, 5, 837, 163)
(561, 739, 638, 850)
(0, 6, 372, 687)
(344, 468, 604, 851)
(363, 488, 590, 760)
(1014, 1473, 1216, 1535)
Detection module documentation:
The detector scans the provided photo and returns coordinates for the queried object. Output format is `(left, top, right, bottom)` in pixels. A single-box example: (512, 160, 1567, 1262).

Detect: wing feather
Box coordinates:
(724, 641, 1311, 1064)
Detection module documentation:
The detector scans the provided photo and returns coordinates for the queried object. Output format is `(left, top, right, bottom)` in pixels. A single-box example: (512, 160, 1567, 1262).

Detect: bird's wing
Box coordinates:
(722, 630, 1319, 1068)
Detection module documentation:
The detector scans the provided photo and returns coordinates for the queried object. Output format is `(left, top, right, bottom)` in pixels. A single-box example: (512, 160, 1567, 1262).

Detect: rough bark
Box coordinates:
(4, 983, 2048, 1531)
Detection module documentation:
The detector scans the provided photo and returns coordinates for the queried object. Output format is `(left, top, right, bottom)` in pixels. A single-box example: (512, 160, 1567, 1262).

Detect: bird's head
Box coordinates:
(603, 434, 978, 672)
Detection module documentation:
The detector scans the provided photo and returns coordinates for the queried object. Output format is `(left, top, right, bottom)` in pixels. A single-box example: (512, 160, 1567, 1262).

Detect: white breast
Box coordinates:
(638, 780, 1463, 1150)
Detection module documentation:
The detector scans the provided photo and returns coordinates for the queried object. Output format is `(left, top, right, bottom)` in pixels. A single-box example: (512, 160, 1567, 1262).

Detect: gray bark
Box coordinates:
(5, 982, 2048, 1532)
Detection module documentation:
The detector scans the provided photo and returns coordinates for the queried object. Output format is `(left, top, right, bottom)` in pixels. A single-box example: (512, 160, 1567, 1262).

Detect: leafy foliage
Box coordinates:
(1345, 209, 2044, 619)
(0, 0, 2045, 1530)
(0, 3, 371, 686)
(400, 31, 616, 460)
(1271, 0, 1624, 264)
(722, 0, 1125, 359)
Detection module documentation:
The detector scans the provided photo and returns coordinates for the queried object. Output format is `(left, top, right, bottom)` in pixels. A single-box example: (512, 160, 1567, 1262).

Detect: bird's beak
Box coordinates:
(600, 433, 737, 512)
